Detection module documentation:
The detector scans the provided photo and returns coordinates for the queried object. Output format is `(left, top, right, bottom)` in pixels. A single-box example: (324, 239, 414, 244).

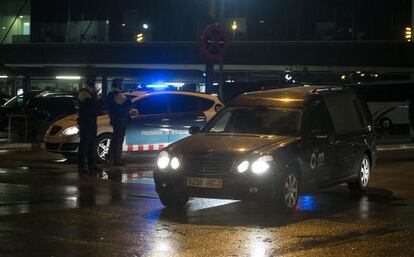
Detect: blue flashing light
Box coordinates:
(146, 84, 167, 89)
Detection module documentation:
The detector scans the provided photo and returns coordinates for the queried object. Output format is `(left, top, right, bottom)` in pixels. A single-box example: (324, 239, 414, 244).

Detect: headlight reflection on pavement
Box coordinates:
(248, 231, 273, 257)
(187, 199, 240, 211)
(296, 195, 319, 212)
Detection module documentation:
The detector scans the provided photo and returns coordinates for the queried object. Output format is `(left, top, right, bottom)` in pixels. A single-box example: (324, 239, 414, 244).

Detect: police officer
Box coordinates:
(78, 76, 99, 174)
(107, 79, 137, 166)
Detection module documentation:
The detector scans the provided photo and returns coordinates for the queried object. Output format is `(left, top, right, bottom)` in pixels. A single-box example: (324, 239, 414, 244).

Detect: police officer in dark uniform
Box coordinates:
(78, 76, 99, 174)
(107, 79, 138, 166)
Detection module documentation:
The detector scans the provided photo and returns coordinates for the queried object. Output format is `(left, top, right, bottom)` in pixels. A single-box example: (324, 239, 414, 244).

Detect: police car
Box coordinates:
(153, 86, 377, 212)
(44, 91, 224, 162)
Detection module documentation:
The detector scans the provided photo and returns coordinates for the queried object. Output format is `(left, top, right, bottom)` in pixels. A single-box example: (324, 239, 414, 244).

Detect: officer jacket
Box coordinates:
(78, 88, 99, 124)
(107, 91, 132, 123)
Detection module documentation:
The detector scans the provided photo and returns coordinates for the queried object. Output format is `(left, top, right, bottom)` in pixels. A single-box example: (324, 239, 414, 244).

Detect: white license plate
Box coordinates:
(186, 177, 222, 189)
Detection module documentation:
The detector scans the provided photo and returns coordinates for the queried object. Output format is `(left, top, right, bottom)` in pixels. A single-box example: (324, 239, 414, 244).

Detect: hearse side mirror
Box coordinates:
(189, 126, 200, 135)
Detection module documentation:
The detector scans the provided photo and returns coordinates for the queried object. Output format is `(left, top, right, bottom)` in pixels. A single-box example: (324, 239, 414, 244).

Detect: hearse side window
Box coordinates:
(135, 95, 168, 115)
(308, 101, 331, 135)
(323, 92, 365, 135)
(204, 106, 302, 136)
(352, 99, 368, 128)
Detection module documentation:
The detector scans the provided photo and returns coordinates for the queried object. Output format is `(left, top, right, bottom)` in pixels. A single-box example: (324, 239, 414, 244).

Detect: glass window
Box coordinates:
(308, 101, 332, 135)
(169, 95, 214, 113)
(324, 93, 365, 135)
(47, 98, 77, 115)
(135, 94, 168, 115)
(27, 98, 46, 111)
(23, 22, 30, 35)
(203, 106, 302, 136)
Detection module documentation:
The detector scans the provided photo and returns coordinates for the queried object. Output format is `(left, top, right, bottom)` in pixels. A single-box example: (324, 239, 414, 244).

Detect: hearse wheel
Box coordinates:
(348, 154, 370, 194)
(278, 170, 300, 213)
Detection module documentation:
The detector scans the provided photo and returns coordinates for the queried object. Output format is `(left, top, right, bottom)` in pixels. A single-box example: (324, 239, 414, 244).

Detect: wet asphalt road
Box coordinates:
(0, 149, 413, 257)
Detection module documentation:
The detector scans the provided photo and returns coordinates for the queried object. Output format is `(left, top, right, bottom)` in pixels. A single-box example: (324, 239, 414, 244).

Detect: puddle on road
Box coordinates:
(97, 168, 154, 185)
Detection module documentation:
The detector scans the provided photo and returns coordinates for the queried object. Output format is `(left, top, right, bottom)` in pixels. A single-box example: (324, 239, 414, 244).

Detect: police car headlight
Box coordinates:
(157, 151, 170, 170)
(170, 157, 181, 170)
(251, 155, 273, 174)
(62, 126, 79, 136)
(237, 160, 249, 173)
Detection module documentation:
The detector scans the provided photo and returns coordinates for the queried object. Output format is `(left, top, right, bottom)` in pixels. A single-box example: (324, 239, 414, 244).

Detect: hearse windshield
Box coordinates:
(203, 106, 302, 136)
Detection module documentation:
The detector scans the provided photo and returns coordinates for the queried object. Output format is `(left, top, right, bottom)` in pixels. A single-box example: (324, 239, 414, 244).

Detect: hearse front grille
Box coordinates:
(182, 153, 235, 175)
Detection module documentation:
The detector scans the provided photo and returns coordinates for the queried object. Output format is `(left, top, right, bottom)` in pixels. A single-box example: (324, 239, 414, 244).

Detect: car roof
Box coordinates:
(37, 91, 76, 98)
(230, 86, 350, 107)
(131, 91, 221, 103)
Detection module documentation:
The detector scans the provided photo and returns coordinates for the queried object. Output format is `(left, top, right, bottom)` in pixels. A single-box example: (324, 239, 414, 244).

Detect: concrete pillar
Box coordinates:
(412, 0, 414, 32)
(205, 63, 214, 94)
(23, 76, 30, 93)
(101, 76, 108, 98)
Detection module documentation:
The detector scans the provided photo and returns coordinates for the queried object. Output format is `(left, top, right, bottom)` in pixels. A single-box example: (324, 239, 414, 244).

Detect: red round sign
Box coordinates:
(199, 24, 228, 62)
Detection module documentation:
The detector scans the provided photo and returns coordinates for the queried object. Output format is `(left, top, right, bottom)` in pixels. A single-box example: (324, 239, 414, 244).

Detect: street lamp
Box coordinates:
(405, 27, 412, 42)
(231, 20, 238, 40)
(136, 33, 144, 43)
(231, 20, 238, 31)
(142, 23, 149, 30)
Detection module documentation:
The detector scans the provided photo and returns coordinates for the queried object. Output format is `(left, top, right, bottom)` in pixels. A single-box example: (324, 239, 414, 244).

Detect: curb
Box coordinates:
(376, 144, 414, 151)
(0, 143, 43, 150)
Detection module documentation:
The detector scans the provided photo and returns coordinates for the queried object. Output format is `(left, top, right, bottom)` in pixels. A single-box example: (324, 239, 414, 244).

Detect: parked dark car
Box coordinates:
(0, 91, 78, 138)
(153, 86, 377, 212)
(0, 91, 42, 129)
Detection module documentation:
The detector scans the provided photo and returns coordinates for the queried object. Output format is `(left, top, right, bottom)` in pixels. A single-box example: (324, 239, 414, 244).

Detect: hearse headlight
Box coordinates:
(157, 151, 170, 170)
(237, 160, 250, 173)
(170, 157, 181, 170)
(251, 155, 273, 175)
(62, 126, 79, 136)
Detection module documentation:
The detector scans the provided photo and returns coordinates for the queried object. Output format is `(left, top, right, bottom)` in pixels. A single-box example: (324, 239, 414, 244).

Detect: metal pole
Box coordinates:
(8, 116, 11, 143)
(205, 0, 216, 94)
(218, 0, 225, 100)
(24, 116, 28, 142)
(102, 76, 108, 97)
(412, 0, 414, 35)
(205, 62, 214, 94)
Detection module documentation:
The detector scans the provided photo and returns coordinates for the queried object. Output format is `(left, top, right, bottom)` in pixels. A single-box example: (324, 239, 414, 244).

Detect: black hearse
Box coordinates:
(153, 86, 377, 212)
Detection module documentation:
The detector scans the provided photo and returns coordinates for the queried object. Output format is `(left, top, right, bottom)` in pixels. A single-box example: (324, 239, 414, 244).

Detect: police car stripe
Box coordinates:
(123, 143, 169, 152)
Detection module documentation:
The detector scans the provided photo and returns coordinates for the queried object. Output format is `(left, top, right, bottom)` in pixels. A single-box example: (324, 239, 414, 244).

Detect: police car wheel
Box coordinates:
(278, 170, 300, 213)
(348, 154, 370, 194)
(159, 191, 189, 208)
(96, 134, 112, 163)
